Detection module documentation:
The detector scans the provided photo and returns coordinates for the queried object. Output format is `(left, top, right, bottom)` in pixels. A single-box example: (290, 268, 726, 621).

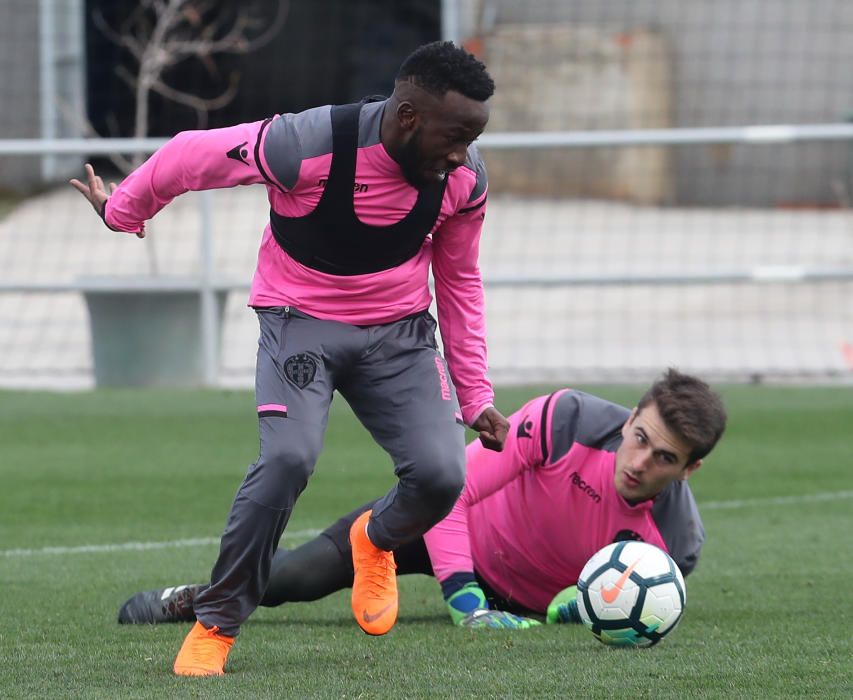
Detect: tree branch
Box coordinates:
(92, 0, 289, 141)
(92, 8, 145, 60)
(148, 72, 242, 129)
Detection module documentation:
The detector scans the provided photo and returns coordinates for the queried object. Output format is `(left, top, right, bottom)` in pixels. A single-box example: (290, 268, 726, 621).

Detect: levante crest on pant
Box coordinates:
(284, 353, 317, 388)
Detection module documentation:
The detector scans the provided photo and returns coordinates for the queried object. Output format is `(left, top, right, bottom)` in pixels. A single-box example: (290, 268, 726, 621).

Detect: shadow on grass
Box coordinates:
(246, 611, 448, 629)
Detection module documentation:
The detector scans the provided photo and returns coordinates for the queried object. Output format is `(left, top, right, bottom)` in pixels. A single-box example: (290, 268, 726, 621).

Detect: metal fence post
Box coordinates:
(38, 0, 57, 181)
(441, 0, 461, 43)
(199, 190, 219, 386)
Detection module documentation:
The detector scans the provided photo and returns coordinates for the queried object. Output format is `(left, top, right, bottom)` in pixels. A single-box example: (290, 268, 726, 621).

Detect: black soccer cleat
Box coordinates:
(117, 583, 206, 624)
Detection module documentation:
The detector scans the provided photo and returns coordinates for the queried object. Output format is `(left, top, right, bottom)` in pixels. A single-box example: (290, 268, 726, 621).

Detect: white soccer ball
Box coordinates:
(576, 541, 686, 647)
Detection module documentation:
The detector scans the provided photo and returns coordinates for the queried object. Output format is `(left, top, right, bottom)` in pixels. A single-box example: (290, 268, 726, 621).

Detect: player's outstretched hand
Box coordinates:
(459, 609, 542, 630)
(471, 406, 509, 451)
(69, 164, 144, 238)
(69, 163, 114, 215)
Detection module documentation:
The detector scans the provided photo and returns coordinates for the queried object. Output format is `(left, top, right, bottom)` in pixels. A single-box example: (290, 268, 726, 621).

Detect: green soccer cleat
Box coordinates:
(546, 585, 582, 624)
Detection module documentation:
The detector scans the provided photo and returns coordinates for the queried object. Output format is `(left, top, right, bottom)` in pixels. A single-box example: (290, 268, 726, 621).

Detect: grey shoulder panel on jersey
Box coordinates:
(549, 391, 630, 462)
(652, 480, 705, 576)
(358, 99, 386, 147)
(464, 144, 488, 203)
(263, 105, 333, 190)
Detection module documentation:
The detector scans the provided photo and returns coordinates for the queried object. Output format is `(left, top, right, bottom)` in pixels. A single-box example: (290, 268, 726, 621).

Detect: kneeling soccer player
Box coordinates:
(120, 369, 726, 629)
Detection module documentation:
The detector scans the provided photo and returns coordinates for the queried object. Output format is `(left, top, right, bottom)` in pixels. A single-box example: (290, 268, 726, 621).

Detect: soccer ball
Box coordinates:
(576, 541, 686, 647)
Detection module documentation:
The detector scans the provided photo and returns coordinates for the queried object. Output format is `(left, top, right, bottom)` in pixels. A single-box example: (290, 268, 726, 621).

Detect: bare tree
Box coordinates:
(82, 0, 287, 275)
(94, 0, 288, 167)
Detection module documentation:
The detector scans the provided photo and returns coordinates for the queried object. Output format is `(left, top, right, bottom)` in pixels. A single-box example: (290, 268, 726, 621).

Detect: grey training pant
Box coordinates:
(193, 306, 467, 635)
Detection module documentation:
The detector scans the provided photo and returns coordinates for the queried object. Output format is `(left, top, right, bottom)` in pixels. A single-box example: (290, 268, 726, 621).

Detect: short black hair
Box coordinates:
(637, 368, 727, 463)
(396, 41, 495, 102)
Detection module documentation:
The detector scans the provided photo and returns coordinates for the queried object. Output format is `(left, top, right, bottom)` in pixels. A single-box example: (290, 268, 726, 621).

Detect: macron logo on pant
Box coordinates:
(434, 357, 451, 401)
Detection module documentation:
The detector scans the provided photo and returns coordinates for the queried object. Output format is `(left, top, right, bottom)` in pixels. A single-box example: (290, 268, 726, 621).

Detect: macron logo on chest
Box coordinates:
(570, 471, 602, 504)
(317, 178, 368, 193)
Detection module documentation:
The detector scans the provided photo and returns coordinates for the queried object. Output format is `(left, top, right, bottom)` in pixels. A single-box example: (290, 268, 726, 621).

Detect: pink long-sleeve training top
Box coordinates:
(423, 389, 705, 612)
(103, 100, 494, 424)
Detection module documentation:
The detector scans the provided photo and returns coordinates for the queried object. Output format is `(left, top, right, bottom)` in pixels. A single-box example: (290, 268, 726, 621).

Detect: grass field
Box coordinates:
(1, 384, 851, 698)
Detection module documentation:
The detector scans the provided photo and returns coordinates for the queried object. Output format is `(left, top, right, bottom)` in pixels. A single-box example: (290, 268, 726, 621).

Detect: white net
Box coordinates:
(1, 179, 851, 388)
(1, 0, 852, 388)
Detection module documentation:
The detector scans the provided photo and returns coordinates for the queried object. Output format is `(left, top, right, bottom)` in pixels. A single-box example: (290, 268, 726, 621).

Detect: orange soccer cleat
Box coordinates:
(349, 509, 398, 635)
(173, 620, 235, 676)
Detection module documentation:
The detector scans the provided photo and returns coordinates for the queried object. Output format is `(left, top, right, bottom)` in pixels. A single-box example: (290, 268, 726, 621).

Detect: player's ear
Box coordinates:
(680, 459, 702, 480)
(396, 100, 419, 132)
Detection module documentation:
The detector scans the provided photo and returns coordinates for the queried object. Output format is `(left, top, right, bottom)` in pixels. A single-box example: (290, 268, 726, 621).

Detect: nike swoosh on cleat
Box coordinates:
(600, 557, 643, 604)
(362, 603, 394, 623)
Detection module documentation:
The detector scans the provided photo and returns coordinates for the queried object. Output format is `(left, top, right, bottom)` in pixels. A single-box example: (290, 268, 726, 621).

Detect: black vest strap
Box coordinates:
(268, 101, 448, 276)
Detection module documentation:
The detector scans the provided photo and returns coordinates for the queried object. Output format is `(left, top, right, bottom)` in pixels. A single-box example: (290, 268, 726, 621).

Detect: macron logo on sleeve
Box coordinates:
(226, 142, 250, 166)
(516, 414, 533, 439)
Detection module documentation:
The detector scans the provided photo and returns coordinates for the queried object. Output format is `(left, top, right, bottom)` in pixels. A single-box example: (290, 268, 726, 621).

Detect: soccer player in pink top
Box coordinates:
(118, 369, 726, 631)
(71, 41, 509, 675)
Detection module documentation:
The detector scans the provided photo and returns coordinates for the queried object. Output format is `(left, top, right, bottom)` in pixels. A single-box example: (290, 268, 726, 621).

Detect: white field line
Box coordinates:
(700, 489, 853, 510)
(1, 528, 323, 558)
(2, 490, 852, 559)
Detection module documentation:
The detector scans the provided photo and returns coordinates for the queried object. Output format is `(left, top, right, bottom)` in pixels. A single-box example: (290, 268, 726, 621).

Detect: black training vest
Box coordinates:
(268, 100, 448, 276)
